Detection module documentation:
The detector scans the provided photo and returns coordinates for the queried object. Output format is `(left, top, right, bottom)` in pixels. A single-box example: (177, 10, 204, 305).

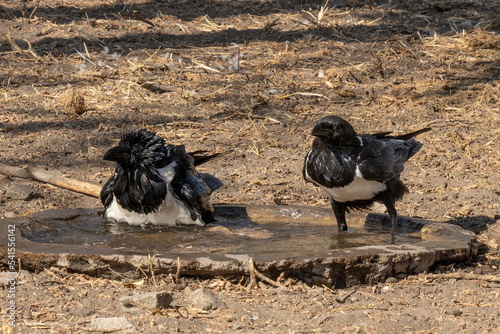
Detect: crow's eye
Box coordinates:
(335, 123, 344, 131)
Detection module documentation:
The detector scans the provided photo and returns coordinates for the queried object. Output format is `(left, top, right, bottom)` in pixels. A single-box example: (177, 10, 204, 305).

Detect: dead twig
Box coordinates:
(221, 101, 281, 124)
(175, 306, 189, 318)
(247, 258, 258, 289)
(277, 92, 330, 100)
(74, 48, 97, 67)
(192, 60, 221, 73)
(335, 290, 355, 303)
(422, 272, 500, 283)
(38, 280, 66, 285)
(247, 257, 286, 289)
(148, 254, 157, 286)
(73, 28, 106, 48)
(263, 18, 280, 32)
(133, 10, 157, 28)
(0, 30, 45, 63)
(175, 257, 181, 282)
(357, 290, 384, 301)
(136, 259, 149, 280)
(0, 163, 101, 198)
(139, 81, 198, 97)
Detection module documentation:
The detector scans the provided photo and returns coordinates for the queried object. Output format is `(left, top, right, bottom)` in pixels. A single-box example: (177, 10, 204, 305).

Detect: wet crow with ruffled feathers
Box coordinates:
(101, 129, 222, 226)
(303, 116, 430, 234)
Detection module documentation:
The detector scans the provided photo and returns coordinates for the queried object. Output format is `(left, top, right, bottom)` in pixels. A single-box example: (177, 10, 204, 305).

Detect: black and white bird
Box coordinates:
(100, 129, 222, 226)
(303, 115, 430, 233)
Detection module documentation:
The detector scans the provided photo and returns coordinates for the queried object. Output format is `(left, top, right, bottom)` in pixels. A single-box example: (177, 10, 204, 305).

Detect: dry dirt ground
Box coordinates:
(0, 0, 499, 333)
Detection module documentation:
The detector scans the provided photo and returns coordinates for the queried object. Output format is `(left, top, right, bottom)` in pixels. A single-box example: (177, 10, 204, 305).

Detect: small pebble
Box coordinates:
(385, 277, 398, 284)
(4, 212, 17, 218)
(188, 288, 224, 311)
(90, 317, 134, 332)
(120, 291, 172, 314)
(396, 273, 407, 280)
(447, 309, 463, 317)
(6, 184, 40, 201)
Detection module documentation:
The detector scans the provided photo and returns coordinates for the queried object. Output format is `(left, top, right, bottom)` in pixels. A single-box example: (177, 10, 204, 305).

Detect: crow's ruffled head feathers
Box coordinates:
(103, 129, 168, 167)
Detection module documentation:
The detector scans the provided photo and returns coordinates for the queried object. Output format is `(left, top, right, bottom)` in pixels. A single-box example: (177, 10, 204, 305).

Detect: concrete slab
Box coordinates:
(0, 205, 477, 288)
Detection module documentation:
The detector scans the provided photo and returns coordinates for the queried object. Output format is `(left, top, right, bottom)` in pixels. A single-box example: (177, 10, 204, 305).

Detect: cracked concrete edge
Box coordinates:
(0, 208, 478, 288)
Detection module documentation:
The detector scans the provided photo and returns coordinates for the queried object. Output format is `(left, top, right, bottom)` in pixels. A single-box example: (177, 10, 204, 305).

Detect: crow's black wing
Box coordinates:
(100, 176, 115, 207)
(362, 127, 429, 179)
(171, 172, 214, 223)
(358, 133, 427, 180)
(168, 144, 218, 223)
(390, 138, 424, 177)
(356, 136, 396, 182)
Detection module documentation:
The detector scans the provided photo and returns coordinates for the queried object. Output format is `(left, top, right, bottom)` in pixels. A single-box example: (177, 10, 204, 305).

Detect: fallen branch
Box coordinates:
(247, 257, 286, 289)
(421, 272, 500, 283)
(247, 257, 258, 289)
(0, 163, 101, 198)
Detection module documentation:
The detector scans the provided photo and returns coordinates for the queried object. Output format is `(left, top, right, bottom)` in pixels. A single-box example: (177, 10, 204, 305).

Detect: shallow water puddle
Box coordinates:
(18, 205, 420, 256)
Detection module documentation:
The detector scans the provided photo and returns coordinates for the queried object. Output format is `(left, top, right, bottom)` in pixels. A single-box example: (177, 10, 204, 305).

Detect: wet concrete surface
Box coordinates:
(0, 205, 477, 287)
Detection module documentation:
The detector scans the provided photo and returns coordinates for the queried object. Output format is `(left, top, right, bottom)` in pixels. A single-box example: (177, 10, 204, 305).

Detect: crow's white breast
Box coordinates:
(322, 166, 387, 202)
(104, 161, 205, 226)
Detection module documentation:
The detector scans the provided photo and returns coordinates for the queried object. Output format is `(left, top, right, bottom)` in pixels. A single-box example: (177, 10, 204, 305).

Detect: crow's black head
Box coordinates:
(103, 129, 168, 167)
(311, 116, 357, 143)
(102, 130, 172, 215)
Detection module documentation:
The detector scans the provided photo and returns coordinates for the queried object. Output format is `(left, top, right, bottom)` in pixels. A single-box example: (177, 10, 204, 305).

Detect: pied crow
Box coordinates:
(303, 115, 430, 233)
(101, 129, 222, 226)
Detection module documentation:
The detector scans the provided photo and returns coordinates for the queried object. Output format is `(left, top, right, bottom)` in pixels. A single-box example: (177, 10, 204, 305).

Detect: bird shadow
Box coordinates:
(366, 213, 499, 235)
(442, 215, 499, 234)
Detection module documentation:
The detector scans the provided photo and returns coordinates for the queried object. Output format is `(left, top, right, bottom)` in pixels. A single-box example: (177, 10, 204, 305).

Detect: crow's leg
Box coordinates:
(382, 198, 398, 238)
(329, 197, 347, 231)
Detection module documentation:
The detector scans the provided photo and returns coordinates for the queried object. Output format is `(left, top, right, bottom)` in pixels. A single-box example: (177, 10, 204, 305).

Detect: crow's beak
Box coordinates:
(311, 122, 331, 138)
(103, 145, 131, 164)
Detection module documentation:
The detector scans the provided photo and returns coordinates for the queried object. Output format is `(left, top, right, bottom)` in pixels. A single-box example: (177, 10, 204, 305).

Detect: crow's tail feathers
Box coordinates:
(199, 173, 223, 192)
(373, 127, 431, 141)
(189, 150, 221, 166)
(391, 127, 431, 141)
